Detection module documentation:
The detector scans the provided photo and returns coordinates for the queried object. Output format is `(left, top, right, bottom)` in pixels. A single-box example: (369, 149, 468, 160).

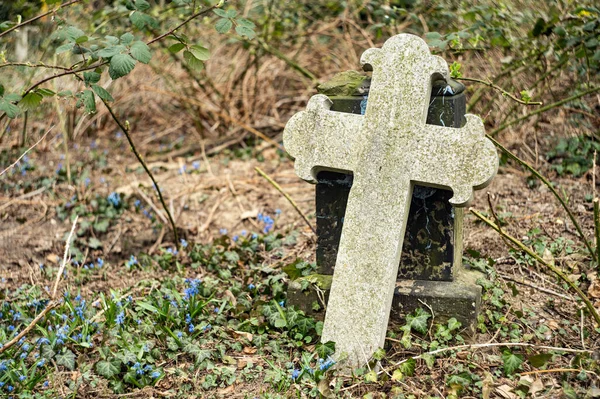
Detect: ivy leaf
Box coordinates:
(19, 92, 43, 111)
(215, 18, 233, 34)
(183, 50, 204, 71)
(91, 85, 113, 102)
(235, 25, 255, 39)
(502, 351, 523, 375)
(56, 349, 76, 370)
(88, 237, 102, 249)
(130, 41, 152, 64)
(95, 360, 120, 378)
(447, 318, 461, 331)
(391, 369, 404, 381)
(168, 43, 185, 53)
(364, 370, 377, 383)
(189, 45, 210, 61)
(406, 308, 431, 334)
(399, 358, 416, 376)
(109, 54, 136, 79)
(528, 353, 552, 368)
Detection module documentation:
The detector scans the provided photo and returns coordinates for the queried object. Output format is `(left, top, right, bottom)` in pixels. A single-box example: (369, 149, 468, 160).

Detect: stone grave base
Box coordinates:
(287, 268, 482, 330)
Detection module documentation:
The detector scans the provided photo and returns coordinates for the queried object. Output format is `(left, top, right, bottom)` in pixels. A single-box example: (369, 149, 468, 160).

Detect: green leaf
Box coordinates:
(226, 9, 237, 18)
(0, 99, 20, 118)
(136, 301, 159, 313)
(399, 358, 416, 376)
(0, 84, 4, 97)
(183, 50, 204, 71)
(189, 45, 210, 61)
(129, 11, 157, 29)
(4, 93, 22, 102)
(528, 353, 552, 368)
(36, 88, 56, 97)
(84, 71, 101, 86)
(56, 349, 76, 370)
(447, 318, 461, 331)
(168, 43, 185, 53)
(406, 308, 431, 334)
(364, 370, 378, 383)
(373, 348, 386, 360)
(236, 18, 255, 29)
(97, 45, 126, 58)
(235, 25, 255, 39)
(502, 351, 523, 375)
(130, 41, 152, 64)
(56, 43, 74, 54)
(134, 0, 150, 11)
(109, 54, 136, 79)
(213, 9, 229, 17)
(215, 18, 233, 34)
(19, 92, 43, 111)
(58, 90, 73, 97)
(88, 237, 102, 249)
(96, 360, 120, 378)
(91, 85, 113, 102)
(422, 353, 435, 368)
(80, 90, 96, 113)
(120, 32, 134, 45)
(274, 318, 286, 328)
(66, 26, 85, 42)
(391, 369, 403, 381)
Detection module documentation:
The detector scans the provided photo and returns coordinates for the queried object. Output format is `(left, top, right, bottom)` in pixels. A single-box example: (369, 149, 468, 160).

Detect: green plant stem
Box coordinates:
(0, 0, 82, 40)
(255, 166, 316, 235)
(457, 76, 542, 105)
(487, 134, 596, 263)
(595, 198, 600, 270)
(490, 86, 600, 137)
(471, 209, 600, 326)
(147, 4, 219, 45)
(101, 99, 179, 249)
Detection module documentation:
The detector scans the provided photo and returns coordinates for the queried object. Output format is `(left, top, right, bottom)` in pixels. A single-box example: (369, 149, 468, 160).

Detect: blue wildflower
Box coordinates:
(248, 283, 255, 290)
(291, 368, 301, 379)
(219, 228, 227, 235)
(188, 324, 195, 333)
(96, 258, 104, 268)
(107, 192, 121, 207)
(115, 311, 125, 325)
(151, 371, 161, 379)
(177, 331, 183, 338)
(180, 239, 188, 248)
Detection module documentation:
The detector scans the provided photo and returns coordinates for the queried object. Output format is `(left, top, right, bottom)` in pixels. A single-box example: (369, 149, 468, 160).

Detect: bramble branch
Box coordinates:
(486, 134, 596, 263)
(101, 98, 180, 249)
(471, 208, 600, 326)
(0, 0, 83, 40)
(457, 76, 542, 105)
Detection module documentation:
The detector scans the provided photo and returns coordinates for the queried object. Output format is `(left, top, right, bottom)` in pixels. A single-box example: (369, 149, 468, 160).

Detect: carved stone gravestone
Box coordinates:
(283, 34, 498, 368)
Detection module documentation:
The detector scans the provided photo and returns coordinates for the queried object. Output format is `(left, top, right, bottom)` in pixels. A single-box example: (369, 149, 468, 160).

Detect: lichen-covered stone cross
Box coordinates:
(283, 34, 498, 368)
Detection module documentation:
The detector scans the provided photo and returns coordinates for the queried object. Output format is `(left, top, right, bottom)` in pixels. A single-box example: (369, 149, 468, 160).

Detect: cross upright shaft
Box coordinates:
(283, 34, 498, 368)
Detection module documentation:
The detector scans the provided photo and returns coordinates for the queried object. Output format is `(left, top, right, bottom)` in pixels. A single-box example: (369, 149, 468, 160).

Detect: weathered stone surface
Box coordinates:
(283, 33, 498, 368)
(316, 70, 370, 97)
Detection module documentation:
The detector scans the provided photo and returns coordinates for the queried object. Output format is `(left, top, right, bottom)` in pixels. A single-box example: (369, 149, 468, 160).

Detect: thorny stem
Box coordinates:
(490, 86, 600, 137)
(101, 99, 180, 249)
(0, 62, 73, 71)
(147, 4, 220, 45)
(457, 76, 542, 105)
(471, 209, 600, 326)
(487, 134, 596, 263)
(0, 0, 82, 40)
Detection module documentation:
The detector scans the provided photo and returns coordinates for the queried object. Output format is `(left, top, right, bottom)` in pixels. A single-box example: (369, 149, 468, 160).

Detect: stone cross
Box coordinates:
(283, 34, 498, 368)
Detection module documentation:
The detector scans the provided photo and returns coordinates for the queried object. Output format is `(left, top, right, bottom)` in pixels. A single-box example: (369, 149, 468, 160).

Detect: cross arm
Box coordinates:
(283, 94, 364, 183)
(412, 114, 498, 206)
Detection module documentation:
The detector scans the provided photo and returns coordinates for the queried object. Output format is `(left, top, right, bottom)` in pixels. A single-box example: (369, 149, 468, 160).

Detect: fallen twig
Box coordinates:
(52, 215, 78, 299)
(0, 126, 54, 177)
(379, 342, 592, 376)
